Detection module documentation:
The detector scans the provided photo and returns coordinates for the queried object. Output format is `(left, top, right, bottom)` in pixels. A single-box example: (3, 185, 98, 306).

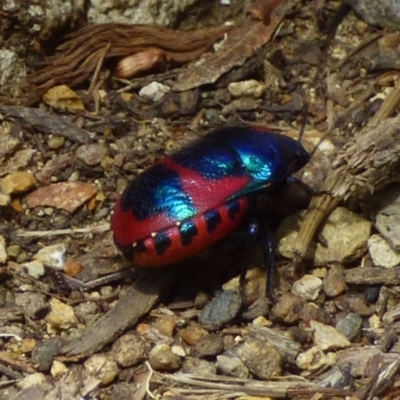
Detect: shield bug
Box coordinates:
(112, 125, 310, 296)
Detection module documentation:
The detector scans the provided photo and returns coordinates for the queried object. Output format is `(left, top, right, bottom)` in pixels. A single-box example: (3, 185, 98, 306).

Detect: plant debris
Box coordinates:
(2, 0, 400, 399)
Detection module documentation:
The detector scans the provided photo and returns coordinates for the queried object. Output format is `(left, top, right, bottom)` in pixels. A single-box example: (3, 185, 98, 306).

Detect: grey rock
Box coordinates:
(347, 0, 400, 31)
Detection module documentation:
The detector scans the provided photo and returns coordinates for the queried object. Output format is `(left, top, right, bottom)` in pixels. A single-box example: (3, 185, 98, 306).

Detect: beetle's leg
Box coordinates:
(239, 220, 260, 302)
(240, 220, 275, 302)
(264, 224, 275, 301)
(286, 176, 331, 197)
(285, 176, 314, 196)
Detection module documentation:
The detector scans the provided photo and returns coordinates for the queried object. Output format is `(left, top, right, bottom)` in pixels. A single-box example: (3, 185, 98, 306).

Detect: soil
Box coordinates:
(1, 0, 400, 399)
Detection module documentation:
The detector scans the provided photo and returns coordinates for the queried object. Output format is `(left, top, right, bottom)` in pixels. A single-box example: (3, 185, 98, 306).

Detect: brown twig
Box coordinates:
(294, 114, 400, 259)
(59, 265, 183, 358)
(368, 76, 400, 127)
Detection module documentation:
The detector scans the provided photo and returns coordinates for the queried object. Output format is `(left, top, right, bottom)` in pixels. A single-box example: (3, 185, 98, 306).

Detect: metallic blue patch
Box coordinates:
(171, 139, 246, 180)
(209, 126, 309, 184)
(121, 164, 197, 221)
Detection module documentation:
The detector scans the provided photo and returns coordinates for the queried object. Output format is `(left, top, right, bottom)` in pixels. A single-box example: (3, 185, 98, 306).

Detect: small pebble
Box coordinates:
(1, 171, 36, 194)
(336, 292, 375, 317)
(31, 337, 64, 372)
(368, 234, 400, 268)
(84, 354, 119, 385)
(311, 320, 351, 351)
(7, 244, 21, 258)
(291, 274, 322, 301)
(46, 298, 77, 331)
(296, 346, 336, 372)
(47, 136, 65, 149)
(323, 264, 347, 297)
(17, 372, 46, 389)
(15, 292, 48, 320)
(364, 287, 381, 303)
(228, 80, 264, 98)
(299, 303, 333, 325)
(0, 235, 6, 263)
(22, 260, 45, 278)
(112, 333, 146, 367)
(315, 207, 371, 265)
(182, 357, 217, 376)
(272, 293, 304, 324)
(0, 192, 10, 206)
(336, 313, 363, 342)
(50, 360, 68, 379)
(217, 355, 249, 378)
(195, 334, 224, 358)
(153, 315, 176, 337)
(171, 344, 186, 358)
(237, 338, 283, 379)
(199, 290, 242, 331)
(21, 338, 37, 354)
(34, 243, 66, 269)
(76, 143, 108, 166)
(179, 322, 209, 346)
(139, 81, 170, 101)
(149, 343, 181, 371)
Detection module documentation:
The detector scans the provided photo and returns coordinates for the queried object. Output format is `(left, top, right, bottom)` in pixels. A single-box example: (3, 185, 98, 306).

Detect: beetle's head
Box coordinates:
(282, 138, 310, 176)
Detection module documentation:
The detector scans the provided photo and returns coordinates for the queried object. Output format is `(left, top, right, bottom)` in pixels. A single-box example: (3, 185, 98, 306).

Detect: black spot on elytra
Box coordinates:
(135, 240, 147, 253)
(179, 220, 198, 246)
(154, 231, 172, 255)
(204, 209, 222, 233)
(226, 200, 241, 220)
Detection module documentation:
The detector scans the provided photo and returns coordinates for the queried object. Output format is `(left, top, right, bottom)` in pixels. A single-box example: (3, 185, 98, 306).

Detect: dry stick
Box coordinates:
(59, 265, 183, 358)
(16, 224, 109, 237)
(164, 373, 354, 398)
(329, 32, 382, 72)
(368, 76, 400, 127)
(294, 49, 400, 259)
(87, 42, 110, 98)
(293, 113, 400, 259)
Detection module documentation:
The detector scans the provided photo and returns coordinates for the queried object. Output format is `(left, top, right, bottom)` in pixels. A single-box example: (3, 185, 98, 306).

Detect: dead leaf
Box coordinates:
(174, 0, 301, 92)
(25, 182, 97, 213)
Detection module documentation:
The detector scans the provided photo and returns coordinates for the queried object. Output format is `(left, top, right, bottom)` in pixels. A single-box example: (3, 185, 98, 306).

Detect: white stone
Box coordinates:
(34, 243, 66, 269)
(228, 80, 264, 98)
(311, 320, 351, 351)
(139, 82, 170, 101)
(296, 346, 336, 371)
(368, 234, 400, 268)
(315, 207, 371, 265)
(0, 235, 6, 264)
(23, 260, 45, 279)
(51, 360, 69, 379)
(291, 274, 322, 301)
(46, 298, 77, 331)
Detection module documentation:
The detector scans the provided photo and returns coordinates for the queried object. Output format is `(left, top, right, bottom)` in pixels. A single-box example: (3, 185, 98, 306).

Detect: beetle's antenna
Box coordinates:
(309, 126, 335, 159)
(299, 98, 334, 159)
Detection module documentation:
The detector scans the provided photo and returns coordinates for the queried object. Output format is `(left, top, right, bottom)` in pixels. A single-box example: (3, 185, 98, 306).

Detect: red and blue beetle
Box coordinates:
(111, 126, 310, 296)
